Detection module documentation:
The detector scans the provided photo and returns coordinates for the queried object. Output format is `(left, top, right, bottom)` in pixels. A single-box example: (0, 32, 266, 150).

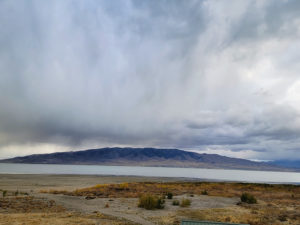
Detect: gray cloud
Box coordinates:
(0, 0, 300, 160)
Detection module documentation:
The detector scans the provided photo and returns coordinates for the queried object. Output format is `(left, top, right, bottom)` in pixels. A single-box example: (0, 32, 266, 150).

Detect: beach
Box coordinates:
(0, 174, 187, 192)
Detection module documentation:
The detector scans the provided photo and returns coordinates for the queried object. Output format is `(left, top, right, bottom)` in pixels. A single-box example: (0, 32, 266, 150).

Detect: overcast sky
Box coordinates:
(1, 0, 300, 160)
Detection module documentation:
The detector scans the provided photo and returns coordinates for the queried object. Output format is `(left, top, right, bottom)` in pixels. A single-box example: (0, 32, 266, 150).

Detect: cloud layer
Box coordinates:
(1, 0, 300, 160)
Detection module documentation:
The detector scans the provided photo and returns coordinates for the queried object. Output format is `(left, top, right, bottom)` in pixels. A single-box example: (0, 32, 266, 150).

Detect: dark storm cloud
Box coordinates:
(0, 0, 300, 160)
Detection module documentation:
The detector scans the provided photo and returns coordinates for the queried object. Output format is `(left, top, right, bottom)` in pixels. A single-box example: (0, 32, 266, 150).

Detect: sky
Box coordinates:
(0, 0, 300, 161)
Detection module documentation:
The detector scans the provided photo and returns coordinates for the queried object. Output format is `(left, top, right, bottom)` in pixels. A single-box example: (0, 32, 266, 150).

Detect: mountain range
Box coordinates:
(0, 147, 296, 171)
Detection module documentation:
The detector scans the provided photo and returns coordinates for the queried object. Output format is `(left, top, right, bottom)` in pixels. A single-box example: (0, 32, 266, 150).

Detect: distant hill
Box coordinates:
(0, 147, 292, 171)
(270, 160, 300, 169)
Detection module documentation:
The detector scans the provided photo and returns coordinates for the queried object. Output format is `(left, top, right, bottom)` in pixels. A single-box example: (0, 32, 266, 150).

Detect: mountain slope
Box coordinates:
(0, 147, 289, 171)
(270, 160, 300, 169)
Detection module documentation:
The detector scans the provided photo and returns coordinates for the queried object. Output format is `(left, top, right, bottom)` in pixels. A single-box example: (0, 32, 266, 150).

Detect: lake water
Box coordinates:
(0, 163, 299, 184)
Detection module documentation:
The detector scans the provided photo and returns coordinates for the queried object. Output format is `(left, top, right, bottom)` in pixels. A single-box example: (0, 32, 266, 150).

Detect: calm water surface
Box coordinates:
(0, 163, 299, 184)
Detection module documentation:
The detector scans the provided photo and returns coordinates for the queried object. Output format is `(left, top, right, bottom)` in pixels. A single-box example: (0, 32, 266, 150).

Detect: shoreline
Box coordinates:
(0, 174, 299, 191)
(1, 161, 299, 172)
(0, 174, 197, 193)
(1, 163, 300, 184)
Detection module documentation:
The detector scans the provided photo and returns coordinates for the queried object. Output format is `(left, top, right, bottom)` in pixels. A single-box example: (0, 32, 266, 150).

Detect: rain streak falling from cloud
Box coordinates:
(0, 0, 300, 160)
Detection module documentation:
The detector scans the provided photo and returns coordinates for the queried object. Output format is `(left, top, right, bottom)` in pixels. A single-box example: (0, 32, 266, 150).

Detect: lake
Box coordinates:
(0, 163, 299, 184)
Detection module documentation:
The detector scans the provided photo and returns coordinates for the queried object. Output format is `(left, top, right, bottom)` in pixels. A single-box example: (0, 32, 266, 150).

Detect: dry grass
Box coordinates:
(0, 212, 137, 225)
(42, 181, 300, 201)
(0, 196, 65, 213)
(42, 181, 300, 225)
(0, 196, 138, 225)
(177, 203, 300, 225)
(150, 203, 300, 225)
(0, 212, 96, 225)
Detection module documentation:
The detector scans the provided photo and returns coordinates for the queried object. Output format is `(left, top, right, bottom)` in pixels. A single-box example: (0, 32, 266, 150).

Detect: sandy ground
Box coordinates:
(35, 193, 238, 225)
(0, 174, 191, 192)
(0, 174, 239, 225)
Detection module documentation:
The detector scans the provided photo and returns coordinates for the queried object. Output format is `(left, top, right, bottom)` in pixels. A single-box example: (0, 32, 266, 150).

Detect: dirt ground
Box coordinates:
(0, 174, 187, 192)
(34, 193, 238, 225)
(0, 174, 299, 225)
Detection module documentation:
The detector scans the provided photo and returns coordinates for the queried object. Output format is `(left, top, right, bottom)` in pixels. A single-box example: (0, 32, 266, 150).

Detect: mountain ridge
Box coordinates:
(0, 147, 294, 171)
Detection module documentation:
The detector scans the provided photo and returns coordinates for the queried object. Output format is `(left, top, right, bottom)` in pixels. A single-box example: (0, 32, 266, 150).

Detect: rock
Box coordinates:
(85, 196, 96, 200)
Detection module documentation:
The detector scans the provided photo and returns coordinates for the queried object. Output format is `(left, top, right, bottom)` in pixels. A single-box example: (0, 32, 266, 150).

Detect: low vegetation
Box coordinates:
(41, 181, 300, 224)
(180, 198, 191, 207)
(42, 181, 299, 202)
(172, 199, 180, 206)
(241, 193, 257, 204)
(167, 192, 173, 199)
(201, 190, 208, 195)
(178, 202, 300, 225)
(0, 196, 65, 213)
(0, 205, 137, 225)
(1, 189, 29, 198)
(138, 194, 165, 210)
